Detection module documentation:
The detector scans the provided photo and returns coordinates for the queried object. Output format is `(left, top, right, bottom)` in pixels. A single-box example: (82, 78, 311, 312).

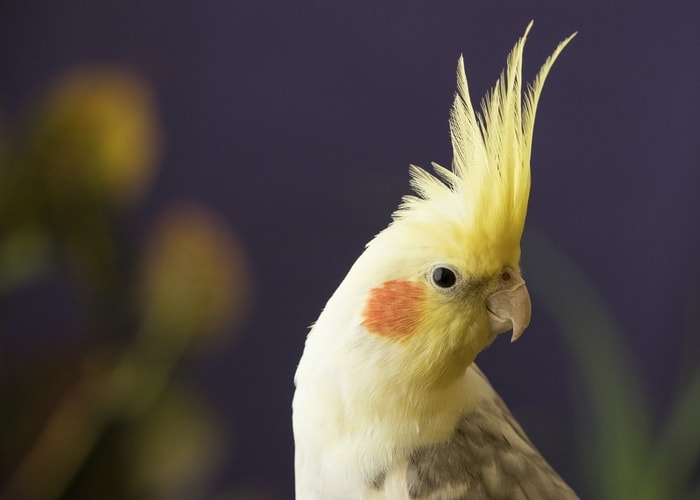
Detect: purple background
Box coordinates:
(2, 1, 700, 497)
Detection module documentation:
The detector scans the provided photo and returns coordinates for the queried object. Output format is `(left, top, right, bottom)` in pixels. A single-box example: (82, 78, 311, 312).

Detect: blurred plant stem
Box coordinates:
(648, 360, 700, 497)
(4, 323, 187, 499)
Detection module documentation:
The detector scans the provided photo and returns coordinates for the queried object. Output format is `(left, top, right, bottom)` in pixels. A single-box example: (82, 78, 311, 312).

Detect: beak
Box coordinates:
(485, 273, 531, 343)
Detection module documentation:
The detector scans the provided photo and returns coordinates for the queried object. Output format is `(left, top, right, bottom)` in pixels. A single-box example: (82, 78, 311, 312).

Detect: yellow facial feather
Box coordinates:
(393, 22, 576, 277)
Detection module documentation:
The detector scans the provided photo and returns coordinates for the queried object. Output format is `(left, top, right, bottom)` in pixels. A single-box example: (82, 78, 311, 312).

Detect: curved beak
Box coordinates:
(485, 274, 531, 343)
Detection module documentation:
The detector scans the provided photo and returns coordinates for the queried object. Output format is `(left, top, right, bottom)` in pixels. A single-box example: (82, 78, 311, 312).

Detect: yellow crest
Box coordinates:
(394, 22, 575, 274)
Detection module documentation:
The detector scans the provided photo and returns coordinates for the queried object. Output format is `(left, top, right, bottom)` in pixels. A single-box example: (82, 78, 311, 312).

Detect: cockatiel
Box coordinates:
(293, 22, 577, 499)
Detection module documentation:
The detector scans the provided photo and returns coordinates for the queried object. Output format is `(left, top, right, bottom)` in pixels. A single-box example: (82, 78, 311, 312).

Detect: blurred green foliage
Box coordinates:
(0, 68, 254, 499)
(526, 230, 700, 500)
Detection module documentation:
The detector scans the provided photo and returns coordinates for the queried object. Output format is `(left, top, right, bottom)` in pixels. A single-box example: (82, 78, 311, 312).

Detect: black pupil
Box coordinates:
(433, 267, 456, 288)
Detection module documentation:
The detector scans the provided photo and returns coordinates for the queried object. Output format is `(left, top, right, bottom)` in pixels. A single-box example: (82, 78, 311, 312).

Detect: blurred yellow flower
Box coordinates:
(32, 67, 159, 206)
(139, 204, 251, 345)
(125, 388, 225, 500)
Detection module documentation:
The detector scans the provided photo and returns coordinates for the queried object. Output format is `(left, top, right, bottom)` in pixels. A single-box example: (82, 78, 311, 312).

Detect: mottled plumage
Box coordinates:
(405, 368, 574, 499)
(293, 22, 576, 499)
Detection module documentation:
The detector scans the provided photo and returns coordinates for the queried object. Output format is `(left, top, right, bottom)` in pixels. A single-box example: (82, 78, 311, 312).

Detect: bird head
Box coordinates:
(321, 23, 576, 391)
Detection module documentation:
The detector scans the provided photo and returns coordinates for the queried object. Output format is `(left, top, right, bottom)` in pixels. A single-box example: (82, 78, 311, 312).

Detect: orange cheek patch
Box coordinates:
(362, 280, 425, 339)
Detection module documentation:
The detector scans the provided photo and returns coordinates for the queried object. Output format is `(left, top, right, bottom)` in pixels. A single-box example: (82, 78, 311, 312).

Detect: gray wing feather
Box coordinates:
(405, 368, 578, 500)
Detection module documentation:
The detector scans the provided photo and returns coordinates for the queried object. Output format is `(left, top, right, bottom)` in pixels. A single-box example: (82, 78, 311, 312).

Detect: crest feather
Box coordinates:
(394, 22, 575, 271)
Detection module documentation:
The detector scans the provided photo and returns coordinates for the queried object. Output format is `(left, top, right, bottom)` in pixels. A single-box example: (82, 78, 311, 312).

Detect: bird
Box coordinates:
(292, 21, 577, 499)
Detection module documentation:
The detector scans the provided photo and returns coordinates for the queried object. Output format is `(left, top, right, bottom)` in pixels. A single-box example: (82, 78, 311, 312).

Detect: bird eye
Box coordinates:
(431, 266, 457, 289)
(500, 270, 511, 282)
